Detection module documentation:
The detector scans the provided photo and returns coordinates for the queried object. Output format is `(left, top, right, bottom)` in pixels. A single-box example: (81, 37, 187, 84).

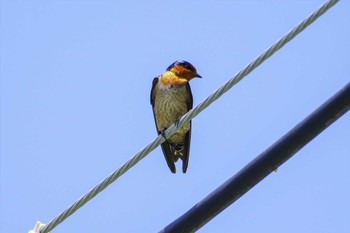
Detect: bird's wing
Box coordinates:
(150, 77, 158, 107)
(181, 83, 193, 173)
(185, 82, 194, 109)
(150, 77, 176, 173)
(160, 140, 176, 173)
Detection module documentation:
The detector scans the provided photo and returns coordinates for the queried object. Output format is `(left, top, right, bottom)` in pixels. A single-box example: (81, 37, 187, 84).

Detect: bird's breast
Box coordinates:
(153, 82, 190, 142)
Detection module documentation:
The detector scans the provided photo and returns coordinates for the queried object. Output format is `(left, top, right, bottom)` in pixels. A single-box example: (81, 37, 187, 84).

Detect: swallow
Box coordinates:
(150, 60, 202, 173)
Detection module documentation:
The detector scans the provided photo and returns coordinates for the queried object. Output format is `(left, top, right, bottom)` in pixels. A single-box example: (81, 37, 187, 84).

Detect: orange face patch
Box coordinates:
(171, 66, 196, 80)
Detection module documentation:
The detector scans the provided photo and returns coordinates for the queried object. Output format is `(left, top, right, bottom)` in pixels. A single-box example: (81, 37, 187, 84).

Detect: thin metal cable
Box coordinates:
(40, 0, 339, 232)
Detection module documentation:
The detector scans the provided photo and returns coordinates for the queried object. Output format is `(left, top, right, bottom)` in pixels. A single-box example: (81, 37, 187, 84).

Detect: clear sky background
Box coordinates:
(1, 1, 349, 233)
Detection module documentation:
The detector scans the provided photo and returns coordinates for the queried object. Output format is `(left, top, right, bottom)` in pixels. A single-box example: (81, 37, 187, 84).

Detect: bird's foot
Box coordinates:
(160, 130, 167, 141)
(161, 130, 168, 142)
(175, 118, 181, 128)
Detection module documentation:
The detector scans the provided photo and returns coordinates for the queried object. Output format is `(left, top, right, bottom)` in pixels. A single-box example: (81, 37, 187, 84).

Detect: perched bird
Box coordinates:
(150, 60, 202, 173)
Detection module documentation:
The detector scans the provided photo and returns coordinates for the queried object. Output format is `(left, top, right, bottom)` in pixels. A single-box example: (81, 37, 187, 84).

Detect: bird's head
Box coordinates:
(166, 60, 202, 80)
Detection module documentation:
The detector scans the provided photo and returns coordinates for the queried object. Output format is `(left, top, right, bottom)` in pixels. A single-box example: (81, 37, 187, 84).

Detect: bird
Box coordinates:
(150, 60, 202, 173)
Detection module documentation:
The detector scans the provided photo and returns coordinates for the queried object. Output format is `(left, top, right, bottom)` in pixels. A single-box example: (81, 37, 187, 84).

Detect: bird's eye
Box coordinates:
(182, 62, 195, 72)
(184, 64, 192, 69)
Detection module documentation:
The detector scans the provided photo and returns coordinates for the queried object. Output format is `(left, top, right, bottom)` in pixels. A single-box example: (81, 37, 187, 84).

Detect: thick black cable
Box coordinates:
(160, 82, 350, 233)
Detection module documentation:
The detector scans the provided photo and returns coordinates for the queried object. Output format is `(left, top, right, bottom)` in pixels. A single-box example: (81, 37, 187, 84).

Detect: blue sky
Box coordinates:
(1, 1, 349, 232)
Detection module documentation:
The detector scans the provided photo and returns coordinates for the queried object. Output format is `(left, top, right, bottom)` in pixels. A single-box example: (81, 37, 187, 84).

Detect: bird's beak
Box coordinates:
(195, 73, 202, 78)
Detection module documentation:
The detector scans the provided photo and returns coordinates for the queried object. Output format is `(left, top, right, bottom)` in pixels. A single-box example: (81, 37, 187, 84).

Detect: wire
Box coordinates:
(160, 82, 350, 233)
(39, 0, 339, 232)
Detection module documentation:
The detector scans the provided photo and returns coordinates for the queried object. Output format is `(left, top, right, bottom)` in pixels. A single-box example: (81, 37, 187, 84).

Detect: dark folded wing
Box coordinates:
(182, 82, 193, 173)
(150, 77, 176, 173)
(160, 141, 176, 173)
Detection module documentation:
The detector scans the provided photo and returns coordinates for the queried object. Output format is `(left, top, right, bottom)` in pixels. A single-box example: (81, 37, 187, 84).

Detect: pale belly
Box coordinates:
(153, 85, 190, 144)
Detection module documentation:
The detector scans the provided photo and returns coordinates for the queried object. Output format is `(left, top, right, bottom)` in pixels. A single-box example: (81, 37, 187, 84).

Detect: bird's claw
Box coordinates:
(161, 131, 167, 140)
(175, 118, 180, 127)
